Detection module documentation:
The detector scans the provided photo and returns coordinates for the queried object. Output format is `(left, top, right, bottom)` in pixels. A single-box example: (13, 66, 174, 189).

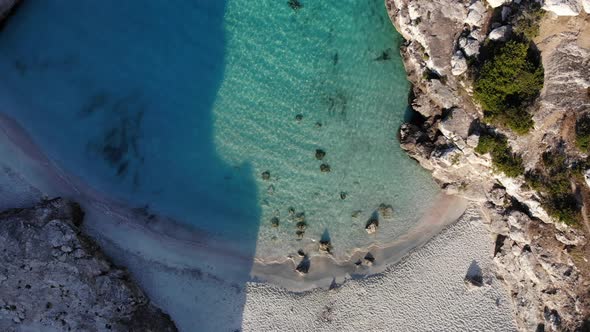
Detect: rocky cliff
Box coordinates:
(0, 198, 178, 332)
(387, 0, 590, 330)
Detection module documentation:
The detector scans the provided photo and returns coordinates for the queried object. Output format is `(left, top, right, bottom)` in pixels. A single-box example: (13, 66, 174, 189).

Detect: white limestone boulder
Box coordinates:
(543, 0, 583, 16)
(486, 0, 511, 8)
(489, 25, 512, 41)
(465, 1, 487, 27)
(451, 51, 468, 76)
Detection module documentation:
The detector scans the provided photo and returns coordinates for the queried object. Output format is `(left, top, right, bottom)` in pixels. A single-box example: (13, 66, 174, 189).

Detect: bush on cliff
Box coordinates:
(475, 133, 524, 178)
(575, 114, 590, 153)
(525, 151, 580, 225)
(474, 41, 543, 135)
(512, 3, 545, 40)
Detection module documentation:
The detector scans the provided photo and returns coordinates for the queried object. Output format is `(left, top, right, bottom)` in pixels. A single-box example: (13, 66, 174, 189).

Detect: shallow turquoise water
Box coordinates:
(0, 0, 438, 258)
(216, 0, 440, 257)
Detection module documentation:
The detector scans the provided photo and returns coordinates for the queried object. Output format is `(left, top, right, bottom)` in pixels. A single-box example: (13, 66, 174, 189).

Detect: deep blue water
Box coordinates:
(0, 0, 260, 242)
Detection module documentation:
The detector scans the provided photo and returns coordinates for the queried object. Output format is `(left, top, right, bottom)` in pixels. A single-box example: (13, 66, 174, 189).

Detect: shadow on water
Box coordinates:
(0, 1, 260, 331)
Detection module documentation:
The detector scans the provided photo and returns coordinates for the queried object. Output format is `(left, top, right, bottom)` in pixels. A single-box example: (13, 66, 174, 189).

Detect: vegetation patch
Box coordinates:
(474, 41, 543, 135)
(475, 133, 524, 178)
(511, 2, 545, 40)
(525, 151, 581, 225)
(575, 114, 590, 153)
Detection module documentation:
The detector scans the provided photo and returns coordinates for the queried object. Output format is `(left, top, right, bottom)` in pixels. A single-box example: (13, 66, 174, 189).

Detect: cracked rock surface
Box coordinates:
(0, 198, 177, 332)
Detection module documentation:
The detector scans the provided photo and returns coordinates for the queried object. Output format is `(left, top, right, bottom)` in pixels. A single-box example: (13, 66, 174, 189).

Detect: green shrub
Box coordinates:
(513, 5, 545, 40)
(575, 115, 590, 153)
(525, 151, 581, 225)
(475, 134, 524, 178)
(474, 41, 543, 134)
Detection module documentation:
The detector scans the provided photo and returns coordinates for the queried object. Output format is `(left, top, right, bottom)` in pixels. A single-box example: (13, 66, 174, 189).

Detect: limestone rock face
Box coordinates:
(489, 208, 588, 332)
(387, 0, 590, 330)
(439, 108, 474, 140)
(543, 0, 583, 16)
(386, 0, 471, 78)
(0, 199, 177, 332)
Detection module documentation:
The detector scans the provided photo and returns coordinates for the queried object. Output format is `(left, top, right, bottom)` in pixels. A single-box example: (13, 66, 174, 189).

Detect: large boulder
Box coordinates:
(584, 0, 590, 13)
(488, 25, 512, 41)
(451, 51, 468, 76)
(459, 36, 481, 57)
(465, 1, 487, 27)
(543, 0, 583, 16)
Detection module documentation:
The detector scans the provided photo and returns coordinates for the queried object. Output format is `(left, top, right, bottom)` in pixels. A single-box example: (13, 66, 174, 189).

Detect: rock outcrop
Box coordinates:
(386, 0, 590, 330)
(0, 198, 177, 332)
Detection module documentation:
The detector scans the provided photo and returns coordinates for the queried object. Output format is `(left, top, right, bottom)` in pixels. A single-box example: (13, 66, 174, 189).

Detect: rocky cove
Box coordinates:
(387, 0, 590, 330)
(0, 0, 588, 331)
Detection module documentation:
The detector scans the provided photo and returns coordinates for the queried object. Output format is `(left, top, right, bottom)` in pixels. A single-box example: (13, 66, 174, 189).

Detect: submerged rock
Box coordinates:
(378, 204, 394, 219)
(315, 149, 326, 160)
(340, 192, 347, 200)
(295, 212, 305, 223)
(261, 170, 271, 181)
(296, 221, 307, 231)
(320, 164, 331, 173)
(271, 217, 280, 227)
(0, 198, 177, 332)
(295, 114, 303, 121)
(287, 0, 303, 11)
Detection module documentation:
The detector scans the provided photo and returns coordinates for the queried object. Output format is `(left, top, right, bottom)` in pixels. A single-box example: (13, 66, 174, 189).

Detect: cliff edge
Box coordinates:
(387, 0, 590, 330)
(0, 198, 178, 332)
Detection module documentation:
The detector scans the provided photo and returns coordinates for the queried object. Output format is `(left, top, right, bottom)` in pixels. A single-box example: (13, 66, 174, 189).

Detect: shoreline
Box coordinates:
(0, 110, 468, 291)
(241, 204, 516, 331)
(251, 194, 467, 290)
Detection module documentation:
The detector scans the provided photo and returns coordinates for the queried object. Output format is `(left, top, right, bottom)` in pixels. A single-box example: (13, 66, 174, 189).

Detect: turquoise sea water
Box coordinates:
(216, 0, 440, 257)
(0, 0, 438, 260)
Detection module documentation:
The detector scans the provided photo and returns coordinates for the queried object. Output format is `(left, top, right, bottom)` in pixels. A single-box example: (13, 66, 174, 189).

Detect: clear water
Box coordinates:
(216, 0, 440, 258)
(0, 0, 438, 259)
